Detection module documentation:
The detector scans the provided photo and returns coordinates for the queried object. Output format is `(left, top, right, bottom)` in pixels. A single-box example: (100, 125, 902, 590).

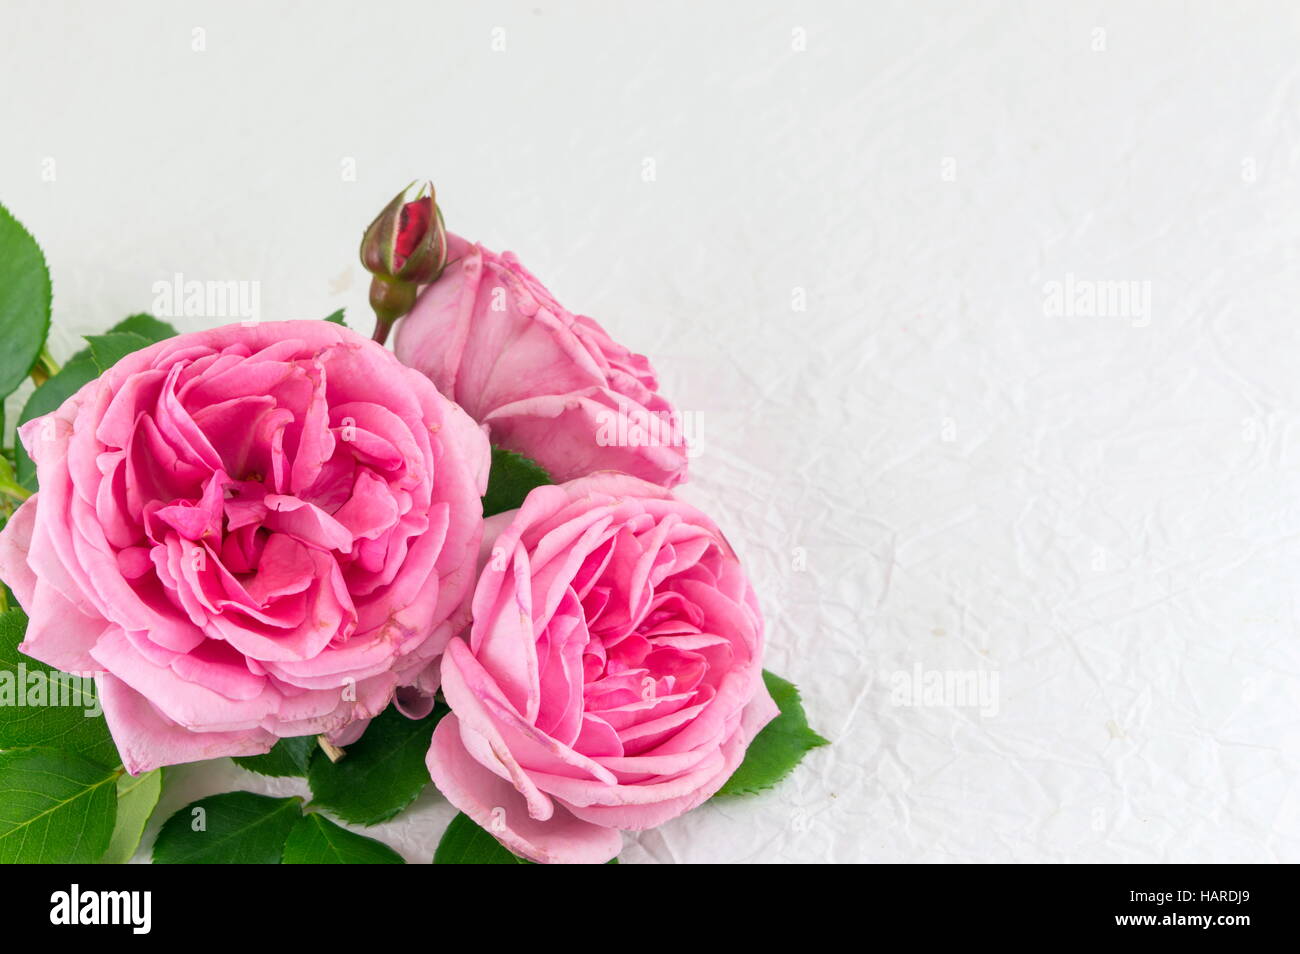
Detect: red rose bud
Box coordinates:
(394, 198, 432, 270)
(360, 181, 448, 344)
(360, 180, 447, 283)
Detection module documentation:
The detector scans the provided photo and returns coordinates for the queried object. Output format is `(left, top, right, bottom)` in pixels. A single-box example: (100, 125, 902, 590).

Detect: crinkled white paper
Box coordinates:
(1, 0, 1296, 863)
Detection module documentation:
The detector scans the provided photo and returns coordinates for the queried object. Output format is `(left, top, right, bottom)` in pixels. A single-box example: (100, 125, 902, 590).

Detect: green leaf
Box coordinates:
(306, 705, 443, 825)
(86, 331, 154, 375)
(0, 454, 27, 506)
(100, 768, 163, 864)
(0, 202, 52, 401)
(482, 447, 552, 517)
(434, 812, 529, 864)
(153, 791, 301, 864)
(0, 746, 119, 863)
(432, 812, 618, 864)
(282, 812, 404, 864)
(323, 308, 346, 326)
(232, 735, 316, 778)
(15, 351, 98, 488)
(15, 314, 175, 488)
(105, 313, 177, 342)
(0, 607, 119, 766)
(715, 671, 827, 796)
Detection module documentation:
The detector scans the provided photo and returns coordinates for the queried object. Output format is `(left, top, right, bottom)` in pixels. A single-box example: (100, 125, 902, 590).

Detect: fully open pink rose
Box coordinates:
(0, 321, 488, 774)
(427, 472, 776, 863)
(395, 234, 689, 488)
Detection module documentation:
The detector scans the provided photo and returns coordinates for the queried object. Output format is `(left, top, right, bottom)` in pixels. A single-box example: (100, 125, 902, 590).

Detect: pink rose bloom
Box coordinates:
(394, 234, 689, 488)
(427, 473, 776, 863)
(0, 321, 488, 774)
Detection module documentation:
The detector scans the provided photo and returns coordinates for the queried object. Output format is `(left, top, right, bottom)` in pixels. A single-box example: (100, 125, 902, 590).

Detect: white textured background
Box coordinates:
(2, 0, 1299, 863)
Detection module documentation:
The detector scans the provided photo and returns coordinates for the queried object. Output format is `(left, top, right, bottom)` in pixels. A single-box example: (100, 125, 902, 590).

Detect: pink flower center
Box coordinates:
(527, 518, 734, 759)
(98, 339, 434, 665)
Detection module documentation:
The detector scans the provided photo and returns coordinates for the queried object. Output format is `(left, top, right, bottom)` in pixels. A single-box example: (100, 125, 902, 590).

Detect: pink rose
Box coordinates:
(394, 234, 689, 488)
(0, 321, 489, 774)
(427, 472, 776, 863)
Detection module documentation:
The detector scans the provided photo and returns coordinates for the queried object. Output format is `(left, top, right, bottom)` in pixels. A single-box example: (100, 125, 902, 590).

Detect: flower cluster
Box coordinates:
(0, 184, 816, 864)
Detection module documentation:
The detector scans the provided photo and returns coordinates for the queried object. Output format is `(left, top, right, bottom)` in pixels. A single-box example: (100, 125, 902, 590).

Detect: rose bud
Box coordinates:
(360, 181, 448, 343)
